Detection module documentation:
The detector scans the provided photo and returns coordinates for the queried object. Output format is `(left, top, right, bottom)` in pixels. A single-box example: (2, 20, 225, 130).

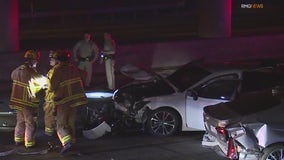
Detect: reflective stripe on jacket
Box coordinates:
(9, 64, 40, 110)
(47, 63, 88, 108)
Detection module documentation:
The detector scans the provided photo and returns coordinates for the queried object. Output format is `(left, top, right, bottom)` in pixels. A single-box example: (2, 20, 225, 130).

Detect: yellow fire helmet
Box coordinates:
(24, 49, 40, 60)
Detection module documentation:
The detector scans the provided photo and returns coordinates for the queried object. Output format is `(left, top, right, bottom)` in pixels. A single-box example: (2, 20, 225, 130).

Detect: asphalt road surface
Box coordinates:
(0, 129, 228, 160)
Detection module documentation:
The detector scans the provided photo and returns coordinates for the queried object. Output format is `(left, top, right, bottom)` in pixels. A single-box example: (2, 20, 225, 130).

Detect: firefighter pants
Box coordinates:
(105, 58, 115, 90)
(14, 107, 37, 148)
(56, 105, 77, 146)
(43, 101, 56, 136)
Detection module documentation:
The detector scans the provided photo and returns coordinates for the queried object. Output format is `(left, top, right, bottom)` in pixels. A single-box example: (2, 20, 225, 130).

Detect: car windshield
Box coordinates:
(166, 63, 211, 92)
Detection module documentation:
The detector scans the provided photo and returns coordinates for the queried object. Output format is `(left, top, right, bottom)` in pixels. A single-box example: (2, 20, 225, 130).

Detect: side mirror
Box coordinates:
(186, 89, 198, 101)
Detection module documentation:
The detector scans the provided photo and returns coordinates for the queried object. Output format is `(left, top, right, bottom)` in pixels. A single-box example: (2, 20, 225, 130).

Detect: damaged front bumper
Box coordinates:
(83, 121, 111, 139)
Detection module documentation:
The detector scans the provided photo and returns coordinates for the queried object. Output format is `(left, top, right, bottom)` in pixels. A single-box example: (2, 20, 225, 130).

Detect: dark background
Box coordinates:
(18, 0, 284, 49)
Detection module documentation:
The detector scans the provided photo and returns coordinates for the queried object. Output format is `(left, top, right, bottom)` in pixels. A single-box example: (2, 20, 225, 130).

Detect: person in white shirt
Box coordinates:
(100, 32, 117, 90)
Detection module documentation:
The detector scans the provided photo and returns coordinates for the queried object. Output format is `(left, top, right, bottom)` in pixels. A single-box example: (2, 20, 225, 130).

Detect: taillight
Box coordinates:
(215, 126, 228, 142)
(227, 137, 238, 159)
(216, 126, 226, 135)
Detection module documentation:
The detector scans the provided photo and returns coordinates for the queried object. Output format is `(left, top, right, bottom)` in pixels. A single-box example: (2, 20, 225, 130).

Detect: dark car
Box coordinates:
(202, 87, 284, 160)
(0, 101, 16, 132)
(0, 112, 16, 132)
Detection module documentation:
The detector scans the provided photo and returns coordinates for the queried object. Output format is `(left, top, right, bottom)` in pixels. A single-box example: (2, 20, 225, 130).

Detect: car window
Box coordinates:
(195, 74, 240, 100)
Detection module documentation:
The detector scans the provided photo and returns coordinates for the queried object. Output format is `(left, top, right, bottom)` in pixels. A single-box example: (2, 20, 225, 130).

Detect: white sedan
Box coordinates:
(113, 63, 284, 136)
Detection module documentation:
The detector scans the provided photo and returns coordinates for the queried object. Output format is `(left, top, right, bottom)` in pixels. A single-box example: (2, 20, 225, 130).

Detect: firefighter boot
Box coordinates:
(60, 142, 72, 154)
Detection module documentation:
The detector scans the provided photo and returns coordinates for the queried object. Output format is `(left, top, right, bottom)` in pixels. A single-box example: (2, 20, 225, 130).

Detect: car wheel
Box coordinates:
(260, 144, 284, 160)
(146, 108, 180, 137)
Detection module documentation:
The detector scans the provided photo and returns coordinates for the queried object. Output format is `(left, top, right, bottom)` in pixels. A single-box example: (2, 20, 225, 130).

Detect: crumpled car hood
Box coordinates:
(120, 64, 156, 81)
(114, 78, 176, 102)
(120, 60, 211, 91)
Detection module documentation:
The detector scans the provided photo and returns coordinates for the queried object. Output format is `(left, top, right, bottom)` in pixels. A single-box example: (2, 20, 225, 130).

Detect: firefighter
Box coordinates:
(9, 50, 41, 148)
(43, 51, 57, 138)
(46, 49, 88, 154)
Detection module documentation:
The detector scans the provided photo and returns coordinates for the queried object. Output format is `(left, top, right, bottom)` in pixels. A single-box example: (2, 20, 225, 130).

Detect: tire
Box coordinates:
(260, 144, 284, 160)
(146, 108, 180, 137)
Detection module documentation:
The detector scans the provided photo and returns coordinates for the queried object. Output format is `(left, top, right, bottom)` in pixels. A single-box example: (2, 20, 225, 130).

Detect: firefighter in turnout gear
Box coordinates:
(43, 51, 57, 137)
(45, 49, 88, 154)
(9, 50, 41, 148)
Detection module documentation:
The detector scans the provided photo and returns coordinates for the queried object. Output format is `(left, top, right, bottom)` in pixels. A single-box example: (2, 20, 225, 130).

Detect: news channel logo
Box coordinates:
(240, 0, 264, 9)
(240, 3, 264, 9)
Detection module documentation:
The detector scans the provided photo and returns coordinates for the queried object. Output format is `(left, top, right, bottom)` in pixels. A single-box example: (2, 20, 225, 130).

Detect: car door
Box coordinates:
(185, 74, 240, 130)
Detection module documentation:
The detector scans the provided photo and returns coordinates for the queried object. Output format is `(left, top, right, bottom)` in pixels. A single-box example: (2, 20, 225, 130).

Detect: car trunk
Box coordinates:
(203, 89, 282, 136)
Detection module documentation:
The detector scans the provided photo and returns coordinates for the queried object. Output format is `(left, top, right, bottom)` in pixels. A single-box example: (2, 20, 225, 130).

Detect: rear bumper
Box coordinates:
(201, 133, 227, 157)
(202, 132, 261, 160)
